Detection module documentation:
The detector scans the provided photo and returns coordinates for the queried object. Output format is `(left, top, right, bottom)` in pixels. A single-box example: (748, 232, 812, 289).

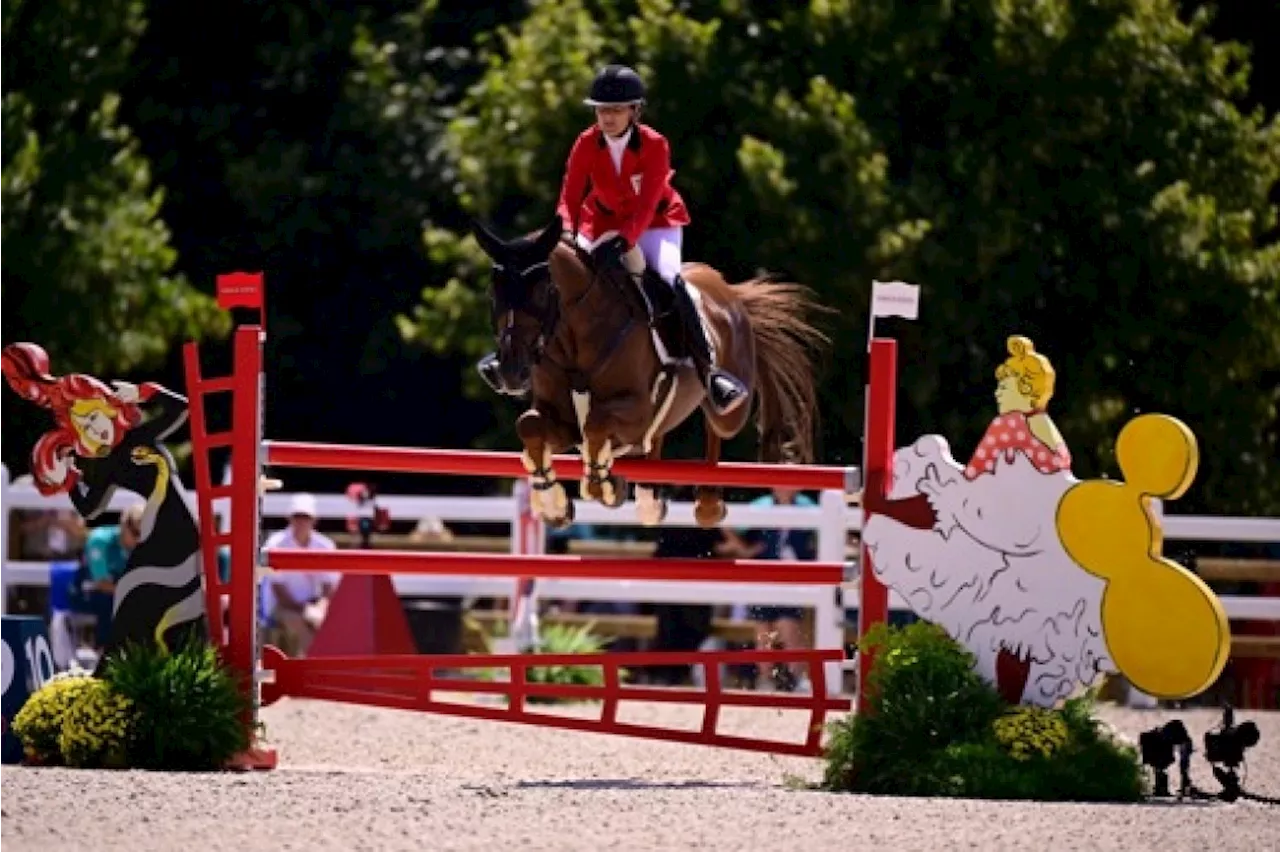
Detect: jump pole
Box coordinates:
(857, 339, 895, 714)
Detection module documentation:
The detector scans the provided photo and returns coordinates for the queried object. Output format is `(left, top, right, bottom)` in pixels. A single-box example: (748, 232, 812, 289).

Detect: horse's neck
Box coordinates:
(551, 270, 639, 375)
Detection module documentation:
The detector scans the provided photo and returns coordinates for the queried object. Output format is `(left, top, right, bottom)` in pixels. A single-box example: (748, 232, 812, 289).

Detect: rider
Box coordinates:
(478, 64, 749, 416)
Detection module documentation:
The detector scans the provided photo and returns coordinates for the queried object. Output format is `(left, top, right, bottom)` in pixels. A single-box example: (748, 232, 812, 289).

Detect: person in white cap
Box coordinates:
(261, 492, 339, 656)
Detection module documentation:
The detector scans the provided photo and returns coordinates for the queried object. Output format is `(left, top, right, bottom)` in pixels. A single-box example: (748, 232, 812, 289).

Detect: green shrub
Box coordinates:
(480, 621, 620, 704)
(101, 638, 251, 771)
(821, 622, 1145, 802)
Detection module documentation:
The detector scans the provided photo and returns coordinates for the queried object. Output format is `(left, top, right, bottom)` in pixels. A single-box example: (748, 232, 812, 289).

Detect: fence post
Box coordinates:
(507, 479, 542, 653)
(817, 489, 847, 695)
(1, 464, 9, 615)
(857, 338, 896, 714)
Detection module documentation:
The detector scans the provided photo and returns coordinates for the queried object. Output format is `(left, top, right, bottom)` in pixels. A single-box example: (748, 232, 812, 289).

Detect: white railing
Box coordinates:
(4, 463, 1279, 627)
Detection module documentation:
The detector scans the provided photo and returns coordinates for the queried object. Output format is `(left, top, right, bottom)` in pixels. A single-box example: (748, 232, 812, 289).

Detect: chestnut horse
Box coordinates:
(473, 216, 830, 529)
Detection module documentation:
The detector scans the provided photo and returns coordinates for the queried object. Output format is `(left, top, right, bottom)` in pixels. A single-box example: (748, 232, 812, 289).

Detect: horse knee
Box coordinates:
(516, 409, 546, 442)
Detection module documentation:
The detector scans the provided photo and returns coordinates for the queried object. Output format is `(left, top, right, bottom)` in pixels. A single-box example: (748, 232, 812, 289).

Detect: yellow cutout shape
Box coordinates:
(1056, 414, 1230, 699)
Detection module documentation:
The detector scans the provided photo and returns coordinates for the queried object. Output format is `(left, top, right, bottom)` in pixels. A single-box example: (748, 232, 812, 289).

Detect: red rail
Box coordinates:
(265, 440, 858, 491)
(260, 646, 852, 758)
(266, 548, 847, 585)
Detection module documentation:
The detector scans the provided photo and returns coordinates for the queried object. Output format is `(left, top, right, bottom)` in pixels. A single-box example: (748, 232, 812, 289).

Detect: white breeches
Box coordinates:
(581, 227, 684, 285)
(632, 227, 684, 285)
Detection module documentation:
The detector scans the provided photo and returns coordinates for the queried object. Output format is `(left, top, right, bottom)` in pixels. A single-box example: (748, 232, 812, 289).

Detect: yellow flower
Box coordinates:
(993, 706, 1070, 762)
(58, 679, 135, 769)
(10, 673, 98, 764)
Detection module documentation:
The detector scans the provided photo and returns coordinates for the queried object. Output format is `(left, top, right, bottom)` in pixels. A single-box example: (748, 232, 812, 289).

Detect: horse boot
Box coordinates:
(672, 274, 749, 416)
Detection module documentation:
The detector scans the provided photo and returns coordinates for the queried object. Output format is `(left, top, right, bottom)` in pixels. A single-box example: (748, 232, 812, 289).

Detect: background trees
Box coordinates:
(4, 0, 1277, 513)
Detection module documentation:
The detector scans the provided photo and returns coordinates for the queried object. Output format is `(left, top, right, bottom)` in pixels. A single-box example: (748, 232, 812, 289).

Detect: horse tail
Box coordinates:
(733, 276, 833, 464)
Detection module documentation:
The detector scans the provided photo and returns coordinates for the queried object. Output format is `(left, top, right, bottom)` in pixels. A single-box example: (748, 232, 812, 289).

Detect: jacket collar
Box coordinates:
(595, 123, 643, 152)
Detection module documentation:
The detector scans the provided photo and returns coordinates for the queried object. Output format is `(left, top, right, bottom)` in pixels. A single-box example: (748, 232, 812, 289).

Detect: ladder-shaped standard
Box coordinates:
(181, 273, 268, 691)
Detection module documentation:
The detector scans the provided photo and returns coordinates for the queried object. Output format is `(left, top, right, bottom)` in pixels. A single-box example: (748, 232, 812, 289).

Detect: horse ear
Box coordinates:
(533, 215, 563, 257)
(470, 218, 506, 259)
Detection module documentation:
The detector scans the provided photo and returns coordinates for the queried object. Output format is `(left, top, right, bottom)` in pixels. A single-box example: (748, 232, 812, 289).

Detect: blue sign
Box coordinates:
(2, 616, 55, 764)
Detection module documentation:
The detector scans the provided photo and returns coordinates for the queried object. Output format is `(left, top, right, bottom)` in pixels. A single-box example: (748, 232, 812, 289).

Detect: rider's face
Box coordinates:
(595, 105, 634, 137)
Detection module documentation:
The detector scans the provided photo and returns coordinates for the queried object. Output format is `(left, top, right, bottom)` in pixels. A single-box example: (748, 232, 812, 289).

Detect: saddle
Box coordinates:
(581, 248, 689, 366)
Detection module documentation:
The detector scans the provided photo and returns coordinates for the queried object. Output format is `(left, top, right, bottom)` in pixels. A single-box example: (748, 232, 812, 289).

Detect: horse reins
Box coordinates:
(496, 242, 639, 387)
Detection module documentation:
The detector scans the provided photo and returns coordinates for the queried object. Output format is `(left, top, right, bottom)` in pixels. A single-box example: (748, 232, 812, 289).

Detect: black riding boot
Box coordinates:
(671, 275, 748, 415)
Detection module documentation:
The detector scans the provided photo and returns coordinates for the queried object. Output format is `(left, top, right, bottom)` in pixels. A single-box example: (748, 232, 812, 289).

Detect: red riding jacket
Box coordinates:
(556, 123, 690, 247)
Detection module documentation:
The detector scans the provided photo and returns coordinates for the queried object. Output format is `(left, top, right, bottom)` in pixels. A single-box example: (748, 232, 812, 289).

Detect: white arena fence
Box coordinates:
(4, 463, 1279, 633)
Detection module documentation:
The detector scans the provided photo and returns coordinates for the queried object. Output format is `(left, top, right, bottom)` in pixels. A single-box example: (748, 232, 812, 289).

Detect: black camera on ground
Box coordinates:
(1203, 706, 1261, 802)
(1204, 706, 1261, 769)
(1139, 719, 1193, 798)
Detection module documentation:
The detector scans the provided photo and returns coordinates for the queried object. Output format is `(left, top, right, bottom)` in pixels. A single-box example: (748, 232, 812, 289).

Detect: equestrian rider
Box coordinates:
(479, 65, 749, 416)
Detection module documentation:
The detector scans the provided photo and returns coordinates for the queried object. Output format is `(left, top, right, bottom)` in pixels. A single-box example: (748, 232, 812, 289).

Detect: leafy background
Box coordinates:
(3, 0, 1277, 514)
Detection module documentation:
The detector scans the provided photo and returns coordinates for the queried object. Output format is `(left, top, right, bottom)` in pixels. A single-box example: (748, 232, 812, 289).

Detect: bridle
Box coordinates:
(491, 241, 641, 387)
(492, 257, 557, 364)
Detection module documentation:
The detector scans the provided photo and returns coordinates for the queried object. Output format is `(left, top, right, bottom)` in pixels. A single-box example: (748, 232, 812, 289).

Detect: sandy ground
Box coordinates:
(3, 696, 1280, 852)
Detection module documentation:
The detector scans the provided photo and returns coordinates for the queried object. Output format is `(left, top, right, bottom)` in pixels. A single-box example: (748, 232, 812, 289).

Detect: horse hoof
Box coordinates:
(549, 501, 576, 530)
(635, 489, 666, 526)
(694, 498, 727, 528)
(602, 475, 628, 509)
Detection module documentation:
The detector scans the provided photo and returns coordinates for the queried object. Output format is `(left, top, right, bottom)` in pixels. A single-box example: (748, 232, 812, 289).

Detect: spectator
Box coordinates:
(647, 495, 728, 685)
(260, 493, 339, 656)
(79, 502, 146, 649)
(720, 485, 817, 691)
(15, 506, 85, 561)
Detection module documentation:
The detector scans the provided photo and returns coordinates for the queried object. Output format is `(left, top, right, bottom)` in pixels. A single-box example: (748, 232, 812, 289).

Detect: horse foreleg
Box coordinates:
(634, 434, 668, 527)
(694, 430, 727, 528)
(517, 407, 575, 528)
(580, 401, 635, 510)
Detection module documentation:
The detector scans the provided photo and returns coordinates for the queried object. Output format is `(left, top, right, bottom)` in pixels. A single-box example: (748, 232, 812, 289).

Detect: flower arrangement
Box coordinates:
(993, 706, 1070, 762)
(821, 621, 1146, 802)
(11, 669, 101, 765)
(58, 678, 135, 768)
(10, 638, 251, 771)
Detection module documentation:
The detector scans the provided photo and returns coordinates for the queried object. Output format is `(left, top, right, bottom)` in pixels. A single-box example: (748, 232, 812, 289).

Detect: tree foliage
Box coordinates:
(1, 0, 228, 376)
(392, 0, 1280, 512)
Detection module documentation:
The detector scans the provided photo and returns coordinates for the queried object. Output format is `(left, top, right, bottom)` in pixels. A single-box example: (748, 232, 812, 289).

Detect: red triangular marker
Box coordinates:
(307, 575, 417, 656)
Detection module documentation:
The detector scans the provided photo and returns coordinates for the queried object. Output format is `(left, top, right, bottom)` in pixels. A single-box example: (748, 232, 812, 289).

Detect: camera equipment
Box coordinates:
(1140, 719, 1192, 798)
(1203, 705, 1266, 804)
(1139, 707, 1277, 806)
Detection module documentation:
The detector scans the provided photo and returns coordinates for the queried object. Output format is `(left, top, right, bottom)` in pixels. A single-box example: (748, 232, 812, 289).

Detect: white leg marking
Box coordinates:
(642, 373, 679, 455)
(636, 485, 665, 526)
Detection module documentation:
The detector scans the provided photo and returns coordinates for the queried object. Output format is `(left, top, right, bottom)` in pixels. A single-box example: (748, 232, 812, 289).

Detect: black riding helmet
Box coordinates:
(584, 64, 646, 107)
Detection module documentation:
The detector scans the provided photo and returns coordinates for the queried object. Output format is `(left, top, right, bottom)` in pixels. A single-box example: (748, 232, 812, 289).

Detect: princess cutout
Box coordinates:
(2, 343, 208, 666)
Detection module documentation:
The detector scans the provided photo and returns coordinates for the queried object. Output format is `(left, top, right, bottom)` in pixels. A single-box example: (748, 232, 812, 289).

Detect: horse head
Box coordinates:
(471, 216, 563, 395)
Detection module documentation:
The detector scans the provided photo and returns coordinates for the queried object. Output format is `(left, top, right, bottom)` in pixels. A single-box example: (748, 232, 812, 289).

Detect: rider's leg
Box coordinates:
(637, 228, 748, 416)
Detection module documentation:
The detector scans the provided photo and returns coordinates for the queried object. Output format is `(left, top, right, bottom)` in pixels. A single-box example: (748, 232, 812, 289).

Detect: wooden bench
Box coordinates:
(1195, 557, 1280, 584)
(1232, 636, 1280, 660)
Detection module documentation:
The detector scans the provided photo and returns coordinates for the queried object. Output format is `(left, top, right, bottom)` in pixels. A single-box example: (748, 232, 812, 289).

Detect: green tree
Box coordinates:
(392, 0, 1278, 512)
(1, 0, 228, 377)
